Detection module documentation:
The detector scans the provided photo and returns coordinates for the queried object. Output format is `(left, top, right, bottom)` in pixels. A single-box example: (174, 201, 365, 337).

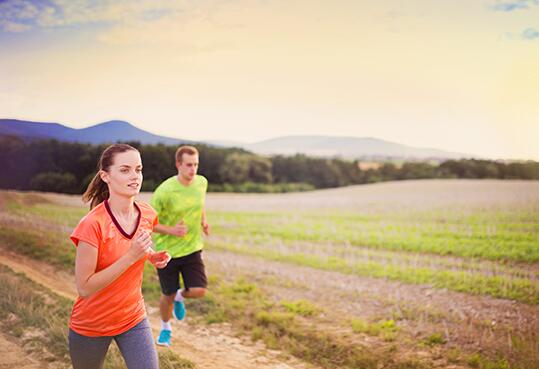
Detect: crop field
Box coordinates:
(0, 179, 538, 369)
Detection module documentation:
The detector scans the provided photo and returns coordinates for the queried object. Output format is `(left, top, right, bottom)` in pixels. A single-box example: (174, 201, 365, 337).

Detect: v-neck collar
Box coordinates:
(104, 199, 141, 239)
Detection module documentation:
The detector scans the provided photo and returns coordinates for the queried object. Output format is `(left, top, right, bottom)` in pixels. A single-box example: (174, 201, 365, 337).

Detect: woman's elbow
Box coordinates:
(76, 285, 93, 298)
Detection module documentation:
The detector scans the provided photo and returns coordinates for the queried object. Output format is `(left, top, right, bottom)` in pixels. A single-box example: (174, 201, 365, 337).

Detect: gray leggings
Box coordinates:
(68, 318, 158, 369)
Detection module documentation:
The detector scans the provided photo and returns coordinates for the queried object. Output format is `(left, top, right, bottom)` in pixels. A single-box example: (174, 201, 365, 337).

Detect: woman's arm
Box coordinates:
(75, 231, 152, 298)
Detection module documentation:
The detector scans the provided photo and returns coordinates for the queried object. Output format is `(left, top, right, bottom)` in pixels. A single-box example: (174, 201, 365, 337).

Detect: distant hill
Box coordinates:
(0, 119, 193, 145)
(1, 119, 471, 160)
(240, 135, 470, 160)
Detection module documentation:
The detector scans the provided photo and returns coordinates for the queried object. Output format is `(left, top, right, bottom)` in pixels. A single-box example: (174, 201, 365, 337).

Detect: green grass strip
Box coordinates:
(208, 241, 539, 304)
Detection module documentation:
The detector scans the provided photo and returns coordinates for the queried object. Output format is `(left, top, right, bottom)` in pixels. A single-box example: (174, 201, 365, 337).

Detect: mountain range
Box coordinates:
(0, 119, 470, 160)
(0, 119, 190, 146)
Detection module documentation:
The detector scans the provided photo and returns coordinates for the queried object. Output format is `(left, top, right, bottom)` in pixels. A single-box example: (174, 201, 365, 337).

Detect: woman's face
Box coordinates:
(100, 150, 143, 198)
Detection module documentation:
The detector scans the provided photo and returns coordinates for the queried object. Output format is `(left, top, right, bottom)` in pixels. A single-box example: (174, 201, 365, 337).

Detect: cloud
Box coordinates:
(0, 0, 39, 32)
(499, 28, 539, 40)
(491, 0, 539, 11)
(0, 0, 191, 33)
(522, 27, 539, 39)
(1, 20, 32, 33)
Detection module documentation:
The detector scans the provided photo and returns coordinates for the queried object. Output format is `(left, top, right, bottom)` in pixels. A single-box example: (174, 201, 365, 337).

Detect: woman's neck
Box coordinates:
(107, 193, 135, 215)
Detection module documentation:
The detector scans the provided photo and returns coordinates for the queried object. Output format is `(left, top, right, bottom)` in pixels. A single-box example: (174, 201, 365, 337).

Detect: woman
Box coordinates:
(69, 143, 170, 369)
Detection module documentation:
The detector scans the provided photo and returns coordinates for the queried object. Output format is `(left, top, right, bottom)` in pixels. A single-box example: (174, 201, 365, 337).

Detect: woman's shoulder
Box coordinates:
(77, 202, 107, 225)
(71, 202, 107, 241)
(136, 201, 157, 218)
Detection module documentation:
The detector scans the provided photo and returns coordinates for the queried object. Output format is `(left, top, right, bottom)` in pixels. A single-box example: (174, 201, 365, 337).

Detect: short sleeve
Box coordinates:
(147, 203, 159, 227)
(150, 189, 162, 213)
(201, 176, 208, 191)
(138, 201, 159, 229)
(70, 215, 101, 249)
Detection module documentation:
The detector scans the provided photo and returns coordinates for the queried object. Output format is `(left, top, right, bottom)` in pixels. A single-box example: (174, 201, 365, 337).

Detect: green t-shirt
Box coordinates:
(151, 175, 208, 258)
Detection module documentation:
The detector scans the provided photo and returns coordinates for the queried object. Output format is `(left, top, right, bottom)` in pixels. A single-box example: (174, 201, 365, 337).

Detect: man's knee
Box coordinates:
(160, 293, 175, 302)
(186, 287, 206, 298)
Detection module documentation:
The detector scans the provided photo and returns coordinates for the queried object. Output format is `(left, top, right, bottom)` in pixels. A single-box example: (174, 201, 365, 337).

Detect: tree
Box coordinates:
(30, 172, 78, 193)
(219, 153, 251, 184)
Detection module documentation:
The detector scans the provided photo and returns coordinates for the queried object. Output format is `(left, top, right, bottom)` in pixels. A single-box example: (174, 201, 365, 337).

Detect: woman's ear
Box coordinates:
(99, 170, 109, 184)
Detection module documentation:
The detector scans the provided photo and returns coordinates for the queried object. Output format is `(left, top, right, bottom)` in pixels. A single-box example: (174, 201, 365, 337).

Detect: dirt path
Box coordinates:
(0, 247, 316, 369)
(0, 249, 76, 300)
(0, 331, 47, 369)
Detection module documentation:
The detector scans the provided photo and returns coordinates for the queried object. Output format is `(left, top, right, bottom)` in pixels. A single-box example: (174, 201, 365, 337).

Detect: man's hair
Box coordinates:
(175, 145, 199, 163)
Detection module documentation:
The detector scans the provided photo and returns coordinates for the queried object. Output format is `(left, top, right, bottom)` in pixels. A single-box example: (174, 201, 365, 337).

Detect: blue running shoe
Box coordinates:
(156, 329, 171, 346)
(173, 300, 186, 320)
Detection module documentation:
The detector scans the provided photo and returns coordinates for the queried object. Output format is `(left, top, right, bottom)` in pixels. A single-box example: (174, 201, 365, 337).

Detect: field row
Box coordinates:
(211, 210, 539, 263)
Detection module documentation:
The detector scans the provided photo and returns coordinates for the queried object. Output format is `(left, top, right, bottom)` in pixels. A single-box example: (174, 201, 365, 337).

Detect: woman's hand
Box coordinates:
(127, 230, 153, 263)
(148, 250, 171, 269)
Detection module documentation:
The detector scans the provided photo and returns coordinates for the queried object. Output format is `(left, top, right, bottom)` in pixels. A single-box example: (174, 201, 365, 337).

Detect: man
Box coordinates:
(151, 145, 210, 347)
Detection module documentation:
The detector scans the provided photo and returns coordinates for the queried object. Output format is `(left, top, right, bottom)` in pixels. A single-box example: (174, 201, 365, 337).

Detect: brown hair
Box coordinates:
(82, 144, 138, 209)
(175, 145, 199, 163)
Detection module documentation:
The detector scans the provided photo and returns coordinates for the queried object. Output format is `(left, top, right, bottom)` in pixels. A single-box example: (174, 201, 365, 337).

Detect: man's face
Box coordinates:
(177, 153, 199, 181)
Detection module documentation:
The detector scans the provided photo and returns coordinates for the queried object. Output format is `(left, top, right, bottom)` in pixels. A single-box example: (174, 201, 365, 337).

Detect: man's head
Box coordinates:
(175, 146, 199, 182)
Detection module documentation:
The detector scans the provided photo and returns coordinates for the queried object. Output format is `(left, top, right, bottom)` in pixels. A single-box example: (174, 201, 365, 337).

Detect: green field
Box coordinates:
(0, 179, 538, 369)
(207, 208, 539, 304)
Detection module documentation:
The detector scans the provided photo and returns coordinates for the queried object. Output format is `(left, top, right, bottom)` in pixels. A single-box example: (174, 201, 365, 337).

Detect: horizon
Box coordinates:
(0, 117, 497, 160)
(1, 1, 538, 160)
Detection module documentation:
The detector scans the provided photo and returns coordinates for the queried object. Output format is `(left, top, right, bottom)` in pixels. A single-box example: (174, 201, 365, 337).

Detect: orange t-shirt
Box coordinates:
(69, 200, 158, 337)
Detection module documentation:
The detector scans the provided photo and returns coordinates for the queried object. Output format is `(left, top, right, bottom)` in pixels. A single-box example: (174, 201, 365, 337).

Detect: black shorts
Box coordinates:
(157, 250, 207, 296)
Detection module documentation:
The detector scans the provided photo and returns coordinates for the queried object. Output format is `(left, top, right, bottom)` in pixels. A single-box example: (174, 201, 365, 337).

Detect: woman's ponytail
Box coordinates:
(82, 172, 109, 209)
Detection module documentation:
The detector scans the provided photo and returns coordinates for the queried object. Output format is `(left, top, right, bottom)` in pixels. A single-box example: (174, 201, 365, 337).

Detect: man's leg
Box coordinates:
(177, 250, 208, 306)
(169, 250, 208, 321)
(181, 287, 206, 298)
(173, 286, 205, 320)
(156, 257, 180, 346)
(159, 293, 175, 322)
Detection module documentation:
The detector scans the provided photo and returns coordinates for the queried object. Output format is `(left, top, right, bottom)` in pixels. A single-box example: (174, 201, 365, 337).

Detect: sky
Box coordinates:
(1, 0, 538, 160)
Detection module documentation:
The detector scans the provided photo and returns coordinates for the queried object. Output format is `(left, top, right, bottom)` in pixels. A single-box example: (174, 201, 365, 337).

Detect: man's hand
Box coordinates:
(202, 220, 210, 236)
(170, 219, 188, 237)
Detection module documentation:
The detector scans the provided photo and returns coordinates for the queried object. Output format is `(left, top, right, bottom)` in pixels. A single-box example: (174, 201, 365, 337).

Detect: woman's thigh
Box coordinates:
(115, 318, 158, 369)
(68, 329, 112, 369)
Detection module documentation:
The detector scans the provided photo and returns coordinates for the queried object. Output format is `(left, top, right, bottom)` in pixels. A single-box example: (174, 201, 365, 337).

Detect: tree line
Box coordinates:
(0, 135, 538, 194)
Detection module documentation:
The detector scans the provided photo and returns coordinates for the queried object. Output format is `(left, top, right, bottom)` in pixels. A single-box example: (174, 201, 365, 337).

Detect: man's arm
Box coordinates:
(201, 207, 210, 236)
(154, 220, 188, 237)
